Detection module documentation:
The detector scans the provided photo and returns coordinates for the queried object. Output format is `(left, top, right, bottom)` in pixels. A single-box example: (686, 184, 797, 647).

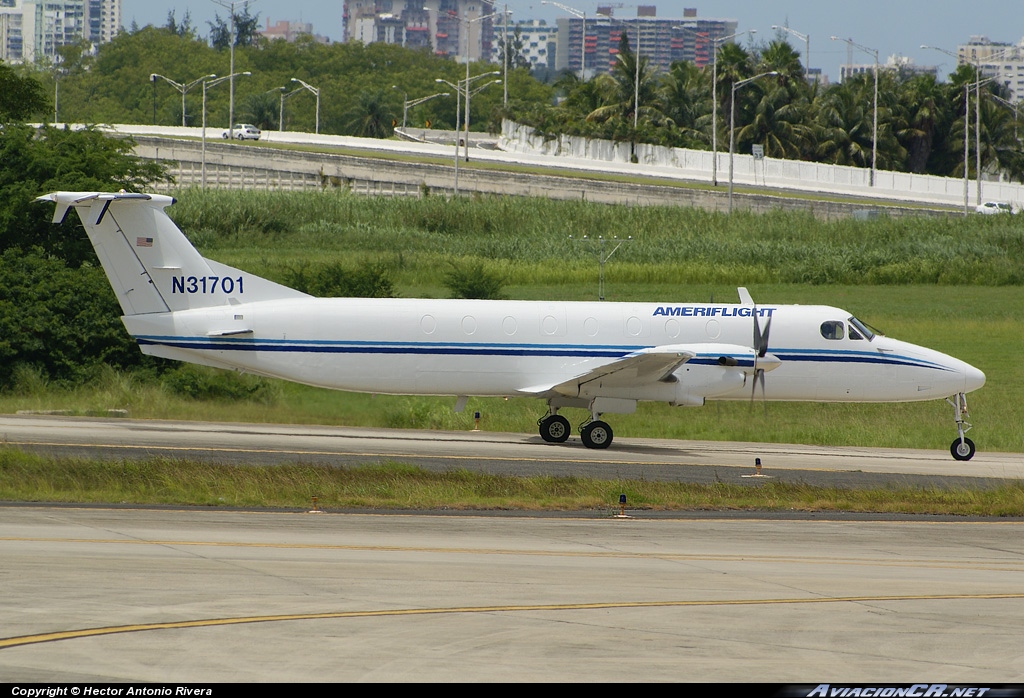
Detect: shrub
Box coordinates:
(443, 260, 506, 299)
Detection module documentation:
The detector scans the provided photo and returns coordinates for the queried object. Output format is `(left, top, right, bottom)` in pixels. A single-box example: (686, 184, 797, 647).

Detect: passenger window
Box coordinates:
(848, 324, 864, 340)
(820, 321, 845, 340)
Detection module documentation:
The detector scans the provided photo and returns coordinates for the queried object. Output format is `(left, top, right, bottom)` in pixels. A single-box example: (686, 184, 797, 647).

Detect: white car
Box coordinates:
(222, 124, 261, 141)
(975, 201, 1015, 215)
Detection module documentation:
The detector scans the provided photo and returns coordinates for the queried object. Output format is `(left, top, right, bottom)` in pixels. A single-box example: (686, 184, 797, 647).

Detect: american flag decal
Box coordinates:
(136, 237, 153, 247)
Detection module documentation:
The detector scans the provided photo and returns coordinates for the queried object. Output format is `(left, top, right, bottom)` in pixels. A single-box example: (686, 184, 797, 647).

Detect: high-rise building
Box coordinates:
(553, 6, 737, 78)
(343, 0, 495, 62)
(1, 0, 119, 64)
(259, 18, 330, 44)
(838, 55, 936, 83)
(491, 18, 556, 70)
(959, 35, 1024, 103)
(87, 0, 119, 45)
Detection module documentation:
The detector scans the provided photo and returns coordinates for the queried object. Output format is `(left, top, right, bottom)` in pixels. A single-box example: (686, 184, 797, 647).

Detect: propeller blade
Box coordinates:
(753, 311, 762, 354)
(758, 315, 772, 358)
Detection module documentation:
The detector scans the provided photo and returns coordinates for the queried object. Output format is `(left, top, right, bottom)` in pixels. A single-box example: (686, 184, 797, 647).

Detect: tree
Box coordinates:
(585, 32, 670, 155)
(0, 249, 146, 389)
(239, 91, 280, 130)
(0, 124, 170, 265)
(165, 10, 197, 39)
(659, 61, 711, 147)
(892, 73, 946, 174)
(497, 27, 531, 72)
(0, 62, 48, 121)
(343, 89, 397, 138)
(737, 81, 813, 160)
(208, 7, 260, 50)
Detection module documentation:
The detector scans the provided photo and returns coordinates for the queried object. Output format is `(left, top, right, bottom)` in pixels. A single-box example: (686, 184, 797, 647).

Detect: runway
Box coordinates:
(2, 506, 1024, 682)
(2, 416, 1024, 681)
(2, 414, 1022, 488)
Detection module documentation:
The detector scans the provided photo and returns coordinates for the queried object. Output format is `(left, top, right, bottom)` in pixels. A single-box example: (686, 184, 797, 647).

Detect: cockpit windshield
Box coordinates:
(848, 316, 878, 341)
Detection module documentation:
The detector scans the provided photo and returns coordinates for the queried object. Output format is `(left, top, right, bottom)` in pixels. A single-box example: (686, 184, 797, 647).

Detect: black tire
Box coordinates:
(539, 415, 571, 443)
(222, 133, 229, 139)
(580, 420, 613, 449)
(950, 437, 976, 461)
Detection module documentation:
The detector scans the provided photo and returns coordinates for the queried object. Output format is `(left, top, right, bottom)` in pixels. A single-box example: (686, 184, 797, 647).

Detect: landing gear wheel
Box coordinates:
(950, 437, 976, 461)
(580, 420, 613, 449)
(539, 415, 571, 443)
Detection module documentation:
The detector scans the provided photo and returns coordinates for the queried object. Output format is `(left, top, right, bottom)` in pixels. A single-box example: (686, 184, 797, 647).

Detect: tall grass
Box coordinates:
(167, 188, 1024, 288)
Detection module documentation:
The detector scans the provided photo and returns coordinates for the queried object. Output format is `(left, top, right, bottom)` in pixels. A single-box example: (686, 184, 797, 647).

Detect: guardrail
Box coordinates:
(128, 133, 954, 220)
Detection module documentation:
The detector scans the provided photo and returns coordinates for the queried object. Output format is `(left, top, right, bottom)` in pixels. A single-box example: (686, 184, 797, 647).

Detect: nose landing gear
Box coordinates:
(946, 392, 976, 461)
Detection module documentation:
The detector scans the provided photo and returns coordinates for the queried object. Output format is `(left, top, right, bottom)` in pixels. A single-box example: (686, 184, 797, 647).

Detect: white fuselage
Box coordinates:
(123, 297, 984, 405)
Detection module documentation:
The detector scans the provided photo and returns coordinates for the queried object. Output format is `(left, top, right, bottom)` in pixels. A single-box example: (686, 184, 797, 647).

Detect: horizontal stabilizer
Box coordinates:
(38, 191, 310, 316)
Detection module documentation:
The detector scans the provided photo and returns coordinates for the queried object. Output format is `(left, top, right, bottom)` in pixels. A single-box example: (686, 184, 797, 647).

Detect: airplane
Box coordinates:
(37, 191, 987, 460)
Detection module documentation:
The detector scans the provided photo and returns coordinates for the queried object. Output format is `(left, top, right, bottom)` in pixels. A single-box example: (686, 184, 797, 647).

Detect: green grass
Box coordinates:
(168, 189, 1024, 288)
(3, 449, 1024, 515)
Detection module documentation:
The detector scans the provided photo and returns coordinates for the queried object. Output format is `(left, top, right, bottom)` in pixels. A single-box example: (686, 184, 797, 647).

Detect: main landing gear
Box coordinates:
(538, 407, 614, 449)
(538, 412, 571, 443)
(947, 392, 976, 461)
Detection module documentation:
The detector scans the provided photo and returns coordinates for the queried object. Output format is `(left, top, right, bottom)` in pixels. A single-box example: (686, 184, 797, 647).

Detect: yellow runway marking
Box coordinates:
(3, 593, 1023, 650)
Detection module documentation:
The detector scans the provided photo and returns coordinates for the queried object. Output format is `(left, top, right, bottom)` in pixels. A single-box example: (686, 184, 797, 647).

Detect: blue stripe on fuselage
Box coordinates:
(135, 336, 957, 373)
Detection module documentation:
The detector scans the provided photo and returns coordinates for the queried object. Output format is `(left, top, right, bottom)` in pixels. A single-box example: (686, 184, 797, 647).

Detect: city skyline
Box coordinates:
(121, 0, 1024, 82)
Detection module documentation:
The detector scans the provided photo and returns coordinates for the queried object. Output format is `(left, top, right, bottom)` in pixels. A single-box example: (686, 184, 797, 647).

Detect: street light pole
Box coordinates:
(400, 90, 450, 130)
(457, 9, 508, 162)
(202, 71, 251, 188)
(462, 70, 499, 161)
(150, 73, 216, 127)
(279, 86, 302, 132)
(729, 71, 777, 213)
(710, 29, 756, 186)
(291, 77, 321, 134)
(831, 36, 878, 186)
(436, 79, 462, 196)
(212, 0, 258, 140)
(771, 25, 810, 78)
(922, 45, 1007, 215)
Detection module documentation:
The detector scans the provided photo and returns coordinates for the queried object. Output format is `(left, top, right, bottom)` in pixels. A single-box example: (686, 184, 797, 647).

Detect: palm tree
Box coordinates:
(812, 79, 875, 167)
(239, 92, 279, 131)
(757, 40, 806, 89)
(585, 32, 669, 158)
(659, 60, 711, 147)
(714, 42, 753, 144)
(343, 89, 397, 139)
(738, 81, 813, 159)
(892, 74, 946, 173)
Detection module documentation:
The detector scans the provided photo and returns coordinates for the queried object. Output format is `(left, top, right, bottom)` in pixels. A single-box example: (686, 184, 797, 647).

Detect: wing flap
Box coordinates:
(523, 345, 697, 397)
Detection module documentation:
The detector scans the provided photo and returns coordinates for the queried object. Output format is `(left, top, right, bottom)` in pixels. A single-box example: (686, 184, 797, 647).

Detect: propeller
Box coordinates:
(750, 309, 772, 402)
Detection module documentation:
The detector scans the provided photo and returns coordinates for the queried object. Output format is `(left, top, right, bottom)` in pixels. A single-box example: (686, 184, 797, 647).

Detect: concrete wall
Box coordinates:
(133, 136, 954, 221)
(499, 120, 1024, 210)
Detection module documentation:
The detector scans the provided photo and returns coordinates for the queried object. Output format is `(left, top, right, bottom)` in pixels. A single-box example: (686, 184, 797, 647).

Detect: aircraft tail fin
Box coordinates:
(37, 191, 309, 316)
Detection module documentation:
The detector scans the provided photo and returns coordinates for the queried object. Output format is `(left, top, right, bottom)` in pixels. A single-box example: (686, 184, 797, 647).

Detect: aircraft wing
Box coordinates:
(521, 345, 698, 397)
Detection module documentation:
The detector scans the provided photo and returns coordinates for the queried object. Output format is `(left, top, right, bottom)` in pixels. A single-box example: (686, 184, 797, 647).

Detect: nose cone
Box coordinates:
(964, 363, 986, 393)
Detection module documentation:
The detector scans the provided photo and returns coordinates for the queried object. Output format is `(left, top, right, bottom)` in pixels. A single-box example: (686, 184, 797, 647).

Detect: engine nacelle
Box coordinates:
(671, 364, 747, 406)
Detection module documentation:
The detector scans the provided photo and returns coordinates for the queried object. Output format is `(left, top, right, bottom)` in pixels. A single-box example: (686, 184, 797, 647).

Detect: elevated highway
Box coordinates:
(102, 124, 959, 220)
